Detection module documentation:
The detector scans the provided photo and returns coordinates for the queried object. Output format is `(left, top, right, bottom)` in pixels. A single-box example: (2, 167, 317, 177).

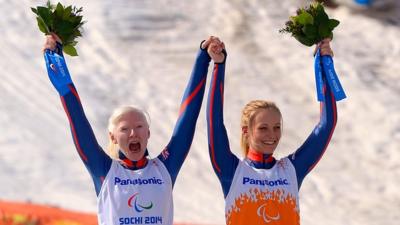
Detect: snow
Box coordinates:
(0, 0, 399, 224)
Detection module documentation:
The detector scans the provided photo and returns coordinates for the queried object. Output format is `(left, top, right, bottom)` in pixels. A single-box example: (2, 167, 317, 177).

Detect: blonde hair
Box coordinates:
(240, 100, 282, 156)
(107, 106, 150, 159)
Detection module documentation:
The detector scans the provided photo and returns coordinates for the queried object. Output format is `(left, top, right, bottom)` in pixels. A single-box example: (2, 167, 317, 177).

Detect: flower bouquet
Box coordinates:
(280, 1, 346, 101)
(31, 1, 85, 56)
(279, 1, 340, 46)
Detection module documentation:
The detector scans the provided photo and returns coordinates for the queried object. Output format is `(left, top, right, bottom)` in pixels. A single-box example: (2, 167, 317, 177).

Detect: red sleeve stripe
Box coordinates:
(68, 84, 81, 103)
(60, 96, 89, 162)
(220, 82, 224, 105)
(178, 77, 206, 116)
(209, 65, 221, 173)
(308, 90, 337, 172)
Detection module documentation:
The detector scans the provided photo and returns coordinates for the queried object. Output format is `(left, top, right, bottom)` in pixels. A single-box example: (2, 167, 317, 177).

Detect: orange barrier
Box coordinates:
(0, 200, 206, 225)
(0, 200, 97, 225)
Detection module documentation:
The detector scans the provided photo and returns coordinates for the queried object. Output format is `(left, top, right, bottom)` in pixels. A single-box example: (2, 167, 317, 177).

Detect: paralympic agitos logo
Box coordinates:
(257, 203, 280, 223)
(127, 193, 154, 213)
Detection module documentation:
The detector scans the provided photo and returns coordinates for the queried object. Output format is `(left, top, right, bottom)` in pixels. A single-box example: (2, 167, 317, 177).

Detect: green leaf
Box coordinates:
(69, 41, 78, 46)
(63, 37, 76, 46)
(60, 20, 75, 31)
(295, 35, 314, 47)
(318, 21, 331, 39)
(36, 16, 50, 34)
(46, 0, 53, 9)
(31, 7, 38, 15)
(328, 19, 340, 30)
(71, 15, 83, 25)
(76, 7, 83, 14)
(63, 6, 72, 20)
(315, 7, 329, 26)
(289, 16, 298, 26)
(63, 45, 78, 56)
(315, 3, 325, 14)
(297, 11, 314, 25)
(302, 24, 318, 39)
(37, 6, 53, 29)
(73, 29, 82, 38)
(55, 2, 64, 18)
(327, 31, 333, 40)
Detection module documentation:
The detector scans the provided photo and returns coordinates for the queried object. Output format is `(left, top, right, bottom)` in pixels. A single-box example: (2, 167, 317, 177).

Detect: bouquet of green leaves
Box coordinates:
(31, 1, 85, 56)
(279, 1, 339, 46)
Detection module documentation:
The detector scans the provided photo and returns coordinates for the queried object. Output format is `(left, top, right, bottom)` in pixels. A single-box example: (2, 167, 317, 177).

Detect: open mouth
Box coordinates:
(128, 142, 141, 153)
(263, 140, 276, 145)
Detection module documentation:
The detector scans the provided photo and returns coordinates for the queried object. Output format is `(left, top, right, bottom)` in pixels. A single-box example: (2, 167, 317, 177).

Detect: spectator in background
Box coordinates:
(354, 0, 373, 6)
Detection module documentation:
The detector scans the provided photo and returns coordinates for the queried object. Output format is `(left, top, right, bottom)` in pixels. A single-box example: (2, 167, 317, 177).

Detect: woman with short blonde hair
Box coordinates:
(43, 34, 218, 225)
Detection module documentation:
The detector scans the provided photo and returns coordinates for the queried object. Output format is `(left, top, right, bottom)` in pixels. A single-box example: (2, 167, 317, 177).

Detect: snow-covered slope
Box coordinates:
(1, 0, 399, 224)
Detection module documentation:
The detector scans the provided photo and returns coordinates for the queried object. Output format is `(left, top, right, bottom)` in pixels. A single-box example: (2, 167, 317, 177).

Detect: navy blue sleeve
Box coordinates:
(288, 69, 338, 189)
(157, 48, 210, 186)
(206, 59, 240, 198)
(44, 48, 112, 195)
(59, 84, 112, 195)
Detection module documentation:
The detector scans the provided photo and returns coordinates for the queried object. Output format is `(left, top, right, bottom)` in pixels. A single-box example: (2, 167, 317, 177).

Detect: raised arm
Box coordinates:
(206, 38, 239, 198)
(43, 34, 112, 195)
(157, 39, 211, 186)
(288, 39, 338, 189)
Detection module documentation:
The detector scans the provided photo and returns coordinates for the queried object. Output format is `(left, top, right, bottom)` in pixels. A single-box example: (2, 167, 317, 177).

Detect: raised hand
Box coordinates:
(43, 33, 73, 95)
(314, 38, 334, 57)
(201, 36, 213, 50)
(203, 36, 225, 63)
(43, 33, 62, 54)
